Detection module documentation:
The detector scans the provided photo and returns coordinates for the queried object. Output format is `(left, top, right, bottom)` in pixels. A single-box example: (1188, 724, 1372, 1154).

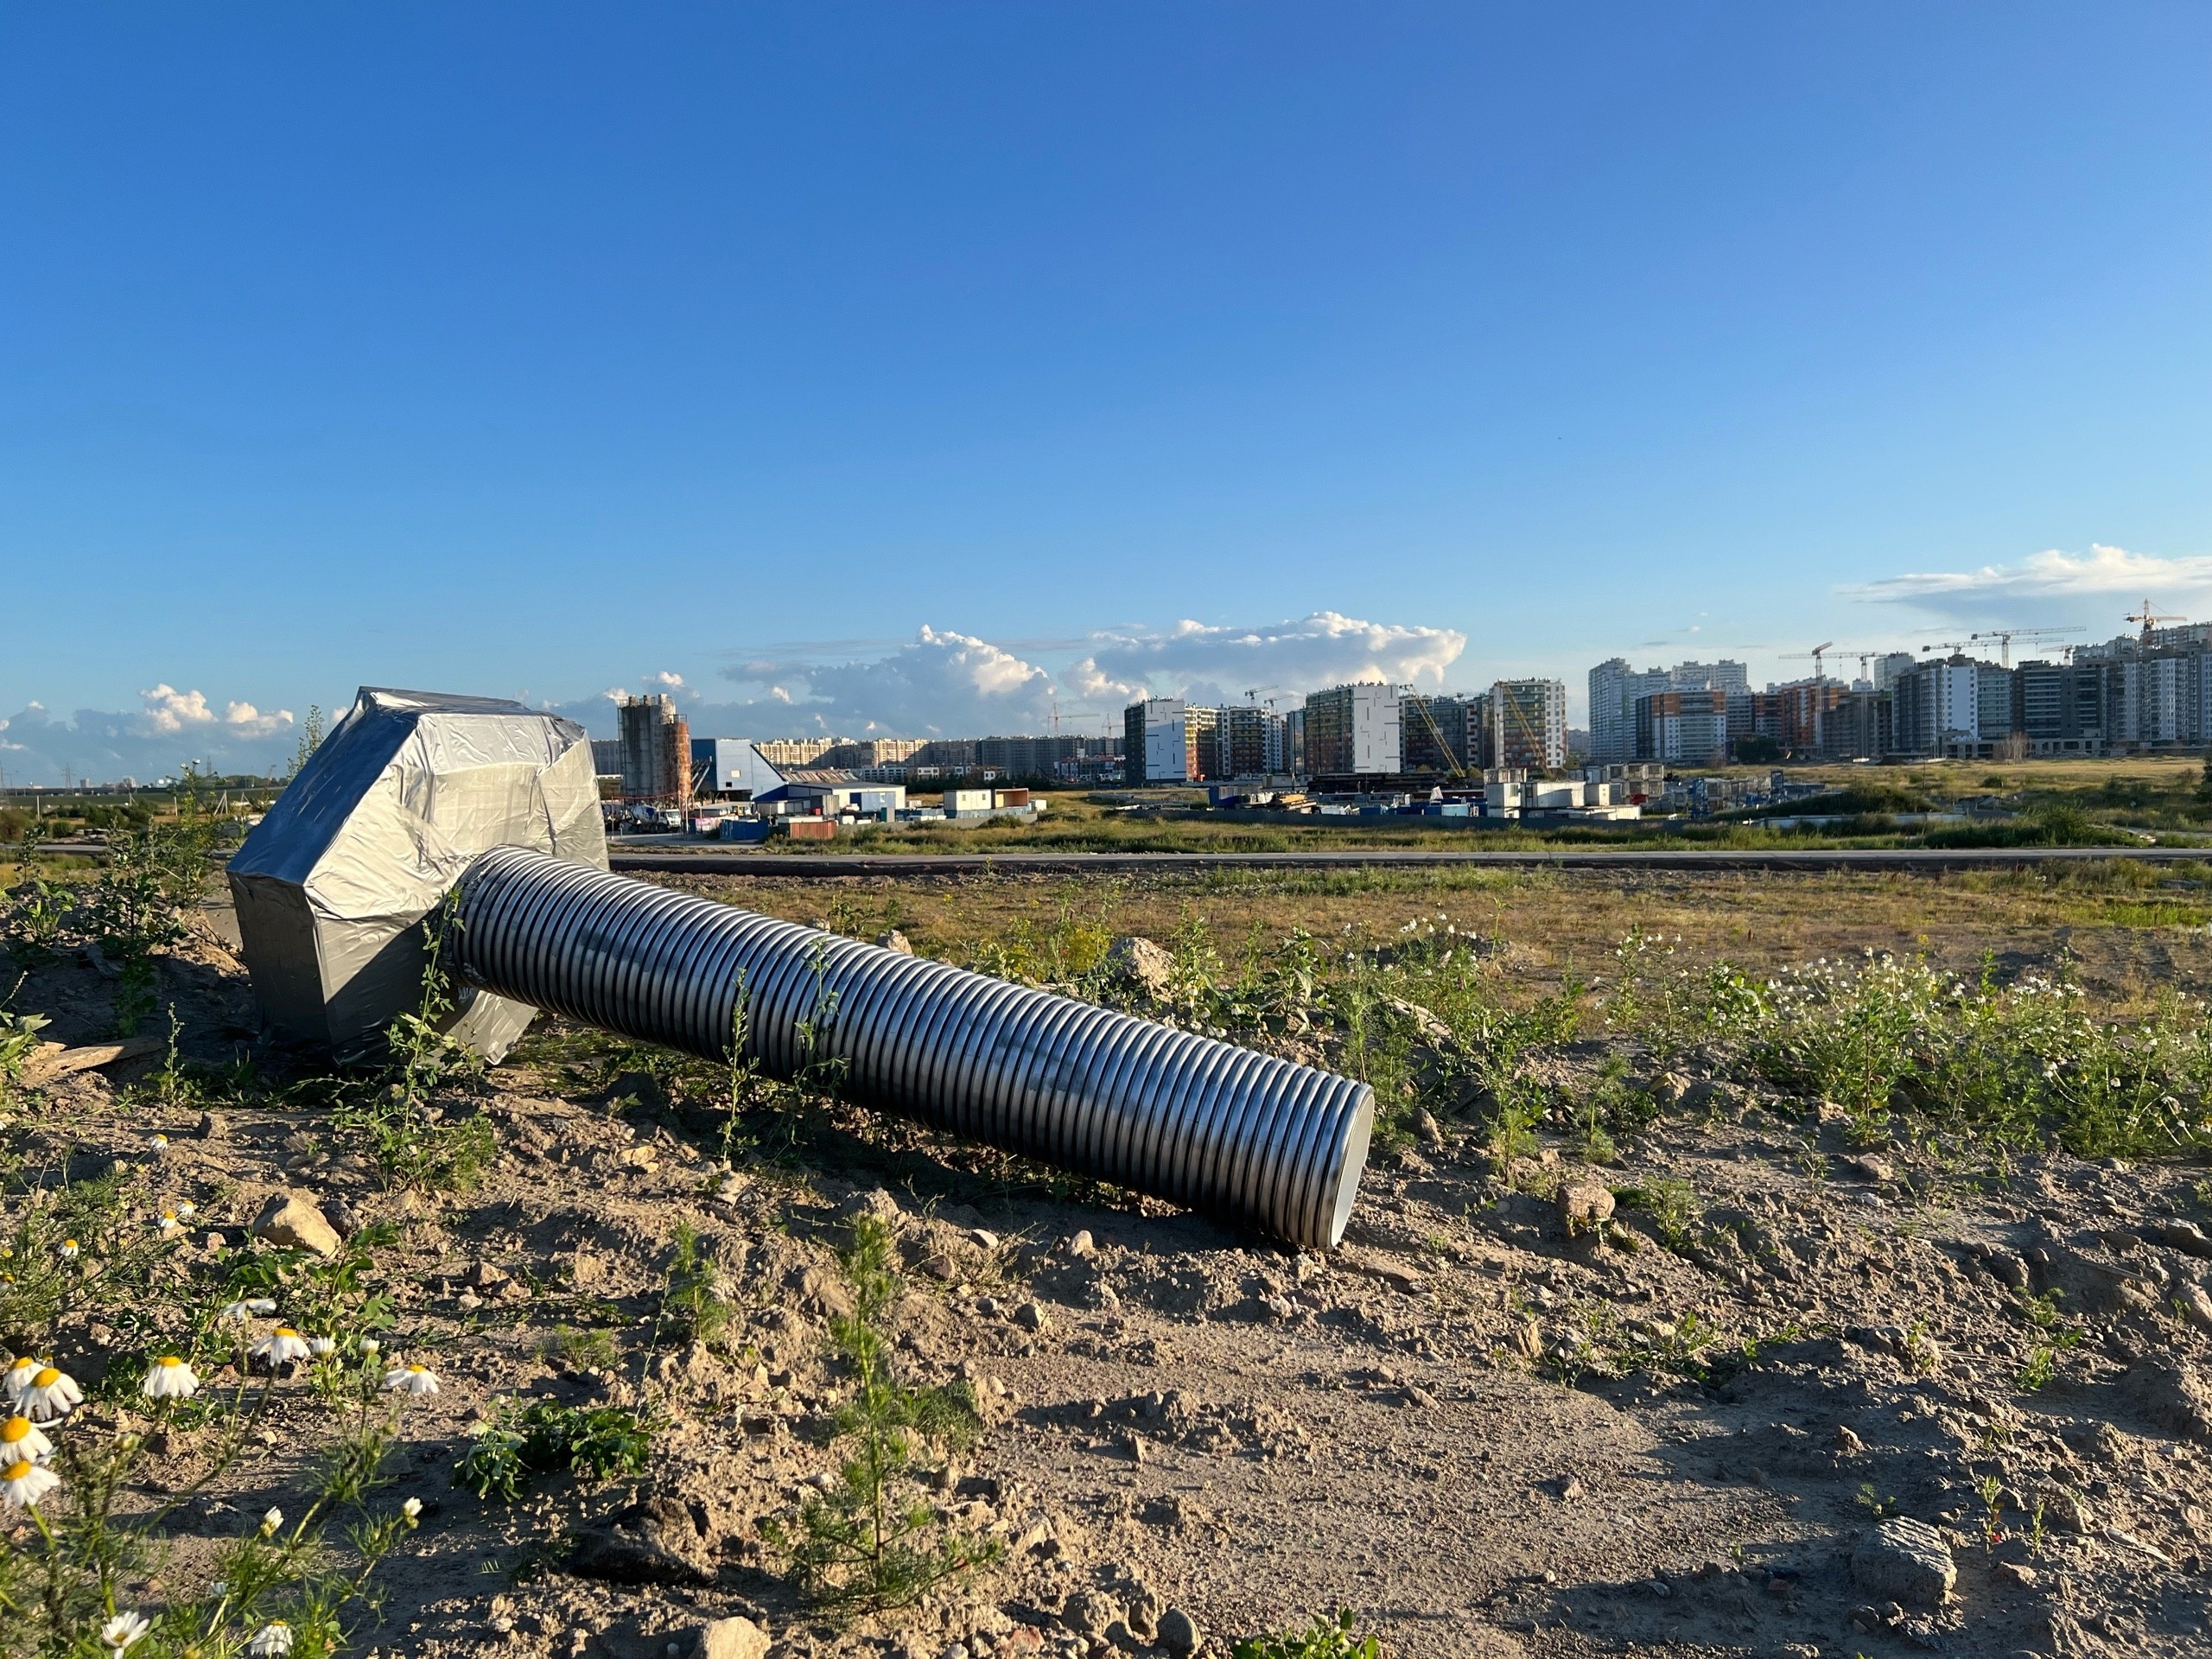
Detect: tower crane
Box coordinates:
(1963, 626, 2082, 667)
(1779, 643, 1886, 681)
(2126, 600, 2185, 643)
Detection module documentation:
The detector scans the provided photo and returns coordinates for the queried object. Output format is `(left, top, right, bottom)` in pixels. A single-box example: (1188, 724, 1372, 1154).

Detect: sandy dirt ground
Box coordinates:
(6, 874, 2212, 1659)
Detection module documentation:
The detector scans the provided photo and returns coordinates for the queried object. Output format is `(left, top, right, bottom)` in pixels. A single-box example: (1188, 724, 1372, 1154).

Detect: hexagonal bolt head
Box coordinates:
(226, 687, 607, 1062)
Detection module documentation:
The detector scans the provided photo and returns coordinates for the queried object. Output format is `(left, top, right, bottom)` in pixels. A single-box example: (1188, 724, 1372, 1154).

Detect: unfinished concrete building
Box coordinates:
(618, 693, 691, 804)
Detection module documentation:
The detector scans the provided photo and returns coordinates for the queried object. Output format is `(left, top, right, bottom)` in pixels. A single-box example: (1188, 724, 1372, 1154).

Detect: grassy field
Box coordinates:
(762, 754, 2212, 855)
(659, 853, 2212, 1017)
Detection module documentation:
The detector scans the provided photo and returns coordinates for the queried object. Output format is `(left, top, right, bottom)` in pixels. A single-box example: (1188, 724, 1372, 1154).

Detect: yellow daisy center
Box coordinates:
(159, 1357, 185, 1368)
(274, 1328, 300, 1338)
(31, 1368, 59, 1389)
(408, 1364, 428, 1374)
(3, 1461, 32, 1481)
(0, 1420, 26, 1442)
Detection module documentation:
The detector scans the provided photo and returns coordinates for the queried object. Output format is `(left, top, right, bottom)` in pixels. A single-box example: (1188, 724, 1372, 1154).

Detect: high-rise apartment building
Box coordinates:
(1124, 698, 1189, 785)
(1633, 689, 1731, 764)
(1302, 683, 1402, 776)
(1401, 693, 1484, 777)
(1490, 679, 1568, 771)
(1588, 660, 1671, 763)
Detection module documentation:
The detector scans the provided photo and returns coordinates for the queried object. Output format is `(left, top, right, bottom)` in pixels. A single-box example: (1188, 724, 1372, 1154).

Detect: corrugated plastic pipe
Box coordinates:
(450, 846, 1373, 1249)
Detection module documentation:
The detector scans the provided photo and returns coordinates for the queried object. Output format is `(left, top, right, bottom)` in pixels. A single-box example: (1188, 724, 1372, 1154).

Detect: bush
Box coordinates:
(1235, 1611, 1382, 1659)
(455, 1401, 657, 1501)
(760, 1217, 996, 1611)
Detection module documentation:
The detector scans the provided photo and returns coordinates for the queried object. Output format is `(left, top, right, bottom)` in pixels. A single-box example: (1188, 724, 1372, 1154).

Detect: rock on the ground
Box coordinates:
(1555, 1180, 1615, 1232)
(2178, 1283, 2212, 1334)
(2123, 1354, 2212, 1442)
(1154, 1607, 1202, 1656)
(1849, 1518, 1955, 1608)
(875, 929, 913, 956)
(566, 1496, 717, 1585)
(1106, 936, 1174, 998)
(250, 1192, 342, 1257)
(2157, 1218, 2212, 1258)
(688, 1616, 770, 1659)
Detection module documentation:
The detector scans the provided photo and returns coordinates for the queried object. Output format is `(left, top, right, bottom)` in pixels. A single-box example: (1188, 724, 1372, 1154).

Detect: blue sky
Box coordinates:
(4, 4, 2209, 781)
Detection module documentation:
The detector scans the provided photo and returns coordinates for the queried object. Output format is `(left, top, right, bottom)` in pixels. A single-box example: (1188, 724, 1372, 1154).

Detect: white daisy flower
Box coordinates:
(384, 1363, 440, 1397)
(357, 1338, 380, 1357)
(0, 1459, 59, 1510)
(0, 1416, 51, 1462)
(247, 1622, 293, 1658)
(307, 1337, 336, 1359)
(156, 1213, 183, 1237)
(58, 1240, 79, 1261)
(21, 1366, 81, 1422)
(251, 1329, 311, 1367)
(259, 1506, 283, 1536)
(100, 1612, 150, 1651)
(176, 1201, 196, 1219)
(148, 1135, 168, 1152)
(0, 1357, 39, 1403)
(142, 1356, 200, 1401)
(219, 1297, 279, 1322)
(402, 1496, 423, 1522)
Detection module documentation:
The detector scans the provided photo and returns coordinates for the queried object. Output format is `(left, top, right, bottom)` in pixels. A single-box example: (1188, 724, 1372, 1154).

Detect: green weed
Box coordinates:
(760, 1217, 996, 1613)
(1233, 1610, 1382, 1659)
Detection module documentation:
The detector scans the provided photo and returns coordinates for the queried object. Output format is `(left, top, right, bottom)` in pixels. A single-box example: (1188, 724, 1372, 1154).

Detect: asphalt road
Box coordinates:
(606, 844, 2211, 878)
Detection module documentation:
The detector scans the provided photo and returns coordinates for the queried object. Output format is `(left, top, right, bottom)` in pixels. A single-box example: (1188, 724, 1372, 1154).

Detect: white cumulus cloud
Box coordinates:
(1842, 543, 2212, 629)
(134, 685, 295, 739)
(1069, 611, 1467, 707)
(549, 611, 1470, 742)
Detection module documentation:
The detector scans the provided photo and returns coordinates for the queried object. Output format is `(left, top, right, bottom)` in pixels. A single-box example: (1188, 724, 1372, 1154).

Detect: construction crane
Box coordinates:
(1397, 686, 1472, 780)
(2126, 600, 2186, 643)
(1964, 626, 2081, 667)
(1780, 643, 1887, 681)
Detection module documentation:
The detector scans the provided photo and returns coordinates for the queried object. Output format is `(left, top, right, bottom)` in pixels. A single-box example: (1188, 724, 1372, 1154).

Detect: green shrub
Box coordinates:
(455, 1401, 657, 1501)
(760, 1217, 996, 1612)
(1234, 1610, 1382, 1659)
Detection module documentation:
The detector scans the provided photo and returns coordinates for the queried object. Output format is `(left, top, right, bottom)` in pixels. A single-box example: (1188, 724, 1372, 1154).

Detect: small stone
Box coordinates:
(202, 1231, 228, 1253)
(969, 1228, 1000, 1249)
(1834, 1424, 1866, 1454)
(1413, 1109, 1445, 1147)
(1406, 1385, 1439, 1410)
(455, 1291, 483, 1313)
(1847, 1155, 1895, 1183)
(875, 929, 914, 955)
(1849, 1517, 1955, 1609)
(1555, 1181, 1615, 1233)
(1105, 935, 1174, 998)
(1013, 1301, 1047, 1332)
(1996, 1561, 2037, 1587)
(463, 1260, 511, 1290)
(193, 1111, 220, 1139)
(689, 1615, 771, 1659)
(1059, 1592, 1118, 1640)
(2176, 1283, 2212, 1334)
(249, 1192, 342, 1258)
(1066, 1230, 1095, 1258)
(2157, 1219, 2212, 1258)
(1154, 1608, 1201, 1656)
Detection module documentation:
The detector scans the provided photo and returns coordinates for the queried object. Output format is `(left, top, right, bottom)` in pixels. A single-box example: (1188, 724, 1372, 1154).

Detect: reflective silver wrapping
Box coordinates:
(452, 846, 1374, 1249)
